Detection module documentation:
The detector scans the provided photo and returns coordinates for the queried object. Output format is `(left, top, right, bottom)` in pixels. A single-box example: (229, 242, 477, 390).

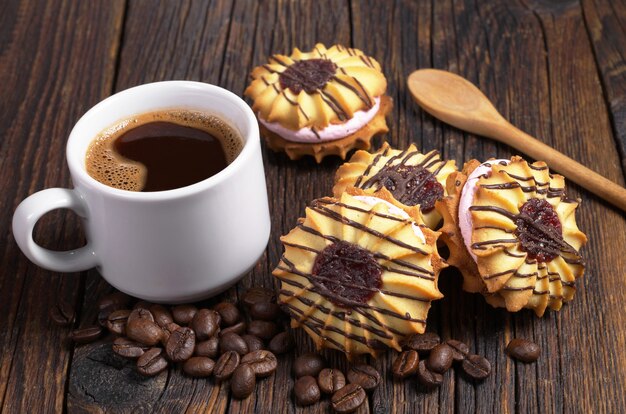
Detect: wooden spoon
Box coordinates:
(407, 68, 626, 212)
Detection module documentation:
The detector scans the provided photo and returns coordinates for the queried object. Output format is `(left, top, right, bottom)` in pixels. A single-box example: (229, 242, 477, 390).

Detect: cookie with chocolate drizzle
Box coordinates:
(333, 143, 457, 229)
(245, 43, 391, 162)
(273, 190, 446, 358)
(438, 156, 587, 316)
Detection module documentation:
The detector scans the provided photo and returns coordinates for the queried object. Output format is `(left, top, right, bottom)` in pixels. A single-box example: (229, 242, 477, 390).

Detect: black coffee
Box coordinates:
(85, 110, 243, 192)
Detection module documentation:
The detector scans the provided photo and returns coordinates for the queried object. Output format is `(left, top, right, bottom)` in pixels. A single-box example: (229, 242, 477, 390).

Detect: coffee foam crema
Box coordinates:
(85, 110, 243, 191)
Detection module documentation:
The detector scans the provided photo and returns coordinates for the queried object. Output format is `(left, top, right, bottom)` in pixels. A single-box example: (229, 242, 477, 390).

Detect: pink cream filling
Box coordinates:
(458, 159, 510, 262)
(258, 97, 381, 143)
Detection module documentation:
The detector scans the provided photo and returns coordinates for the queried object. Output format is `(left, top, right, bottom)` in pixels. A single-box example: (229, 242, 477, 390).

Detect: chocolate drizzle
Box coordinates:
(279, 58, 337, 94)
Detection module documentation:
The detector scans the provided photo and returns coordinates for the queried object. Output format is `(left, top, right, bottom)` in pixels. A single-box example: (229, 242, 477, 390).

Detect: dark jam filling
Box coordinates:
(311, 241, 382, 307)
(279, 59, 337, 94)
(363, 165, 444, 212)
(514, 198, 563, 262)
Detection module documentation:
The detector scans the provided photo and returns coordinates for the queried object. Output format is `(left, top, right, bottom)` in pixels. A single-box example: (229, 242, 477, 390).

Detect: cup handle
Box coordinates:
(12, 188, 98, 272)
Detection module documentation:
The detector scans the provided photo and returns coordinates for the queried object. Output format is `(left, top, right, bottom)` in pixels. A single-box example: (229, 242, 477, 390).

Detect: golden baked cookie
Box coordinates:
(245, 43, 390, 162)
(333, 143, 457, 229)
(273, 190, 445, 358)
(439, 156, 587, 316)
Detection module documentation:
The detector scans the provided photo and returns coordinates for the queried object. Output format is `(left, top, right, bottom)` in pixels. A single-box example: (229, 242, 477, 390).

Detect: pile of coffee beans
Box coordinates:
(394, 332, 492, 386)
(291, 353, 380, 412)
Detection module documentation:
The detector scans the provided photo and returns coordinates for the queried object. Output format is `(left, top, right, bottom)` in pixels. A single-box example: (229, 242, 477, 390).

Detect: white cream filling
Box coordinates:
(259, 97, 381, 143)
(354, 195, 426, 244)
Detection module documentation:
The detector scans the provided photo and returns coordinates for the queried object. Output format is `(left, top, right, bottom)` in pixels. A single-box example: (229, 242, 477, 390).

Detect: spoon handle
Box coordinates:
(488, 120, 626, 211)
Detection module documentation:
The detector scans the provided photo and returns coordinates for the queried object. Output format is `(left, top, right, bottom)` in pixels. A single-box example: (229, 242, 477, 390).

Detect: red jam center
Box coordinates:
(279, 59, 337, 94)
(311, 241, 382, 307)
(514, 198, 563, 262)
(364, 165, 444, 212)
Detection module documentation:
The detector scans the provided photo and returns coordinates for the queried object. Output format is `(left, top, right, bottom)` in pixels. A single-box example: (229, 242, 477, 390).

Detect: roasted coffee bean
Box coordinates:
(191, 309, 221, 340)
(392, 350, 419, 379)
(331, 383, 366, 413)
(417, 359, 443, 387)
(446, 339, 470, 362)
(50, 301, 75, 326)
(241, 350, 277, 377)
(97, 308, 115, 327)
(268, 331, 293, 355)
(249, 302, 281, 321)
(137, 348, 168, 376)
(106, 309, 131, 335)
(69, 326, 103, 344)
(214, 351, 240, 381)
(150, 305, 174, 328)
(98, 291, 131, 311)
(195, 337, 220, 358)
(242, 334, 264, 352)
(219, 332, 249, 355)
(427, 343, 454, 374)
(404, 332, 441, 353)
(347, 364, 381, 392)
(171, 305, 198, 325)
(506, 338, 540, 363)
(112, 337, 150, 358)
(183, 356, 215, 377)
(242, 287, 275, 307)
(161, 322, 181, 345)
(231, 364, 256, 399)
(293, 353, 327, 378)
(214, 302, 241, 327)
(126, 319, 163, 346)
(247, 320, 278, 340)
(461, 354, 491, 379)
(220, 321, 246, 336)
(127, 308, 155, 324)
(317, 368, 346, 394)
(294, 376, 320, 406)
(166, 327, 195, 362)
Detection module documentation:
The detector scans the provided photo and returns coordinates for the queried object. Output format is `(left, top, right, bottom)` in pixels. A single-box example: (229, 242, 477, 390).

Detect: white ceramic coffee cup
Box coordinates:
(12, 81, 271, 303)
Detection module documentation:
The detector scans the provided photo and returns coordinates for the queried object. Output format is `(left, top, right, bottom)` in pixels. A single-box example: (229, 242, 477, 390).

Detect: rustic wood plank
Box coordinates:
(0, 0, 124, 412)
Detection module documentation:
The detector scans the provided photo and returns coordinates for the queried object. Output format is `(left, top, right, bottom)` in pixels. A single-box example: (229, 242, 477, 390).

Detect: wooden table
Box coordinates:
(1, 0, 625, 412)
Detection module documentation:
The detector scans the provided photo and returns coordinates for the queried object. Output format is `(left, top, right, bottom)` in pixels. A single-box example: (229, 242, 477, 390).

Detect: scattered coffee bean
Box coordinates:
(195, 337, 220, 358)
(126, 319, 162, 346)
(160, 322, 181, 345)
(331, 383, 366, 413)
(242, 287, 275, 307)
(214, 351, 240, 381)
(404, 332, 440, 353)
(112, 337, 150, 358)
(293, 353, 327, 378)
(69, 326, 103, 344)
(427, 343, 454, 374)
(171, 305, 198, 325)
(392, 350, 419, 379)
(106, 309, 131, 335)
(50, 301, 75, 326)
(247, 320, 278, 340)
(149, 305, 174, 328)
(166, 327, 195, 362)
(219, 332, 249, 355)
(191, 309, 221, 340)
(127, 308, 154, 324)
(294, 376, 321, 406)
(249, 302, 281, 321)
(347, 364, 381, 392)
(220, 321, 246, 337)
(137, 348, 168, 376)
(231, 364, 256, 399)
(268, 331, 293, 355)
(214, 302, 241, 327)
(183, 356, 215, 377)
(417, 359, 443, 387)
(97, 292, 130, 311)
(317, 368, 346, 394)
(506, 338, 540, 363)
(446, 339, 470, 362)
(461, 354, 491, 379)
(242, 334, 264, 352)
(241, 350, 278, 377)
(97, 308, 114, 328)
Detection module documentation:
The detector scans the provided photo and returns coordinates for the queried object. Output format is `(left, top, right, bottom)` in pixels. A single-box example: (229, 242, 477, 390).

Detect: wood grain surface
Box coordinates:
(1, 0, 624, 413)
